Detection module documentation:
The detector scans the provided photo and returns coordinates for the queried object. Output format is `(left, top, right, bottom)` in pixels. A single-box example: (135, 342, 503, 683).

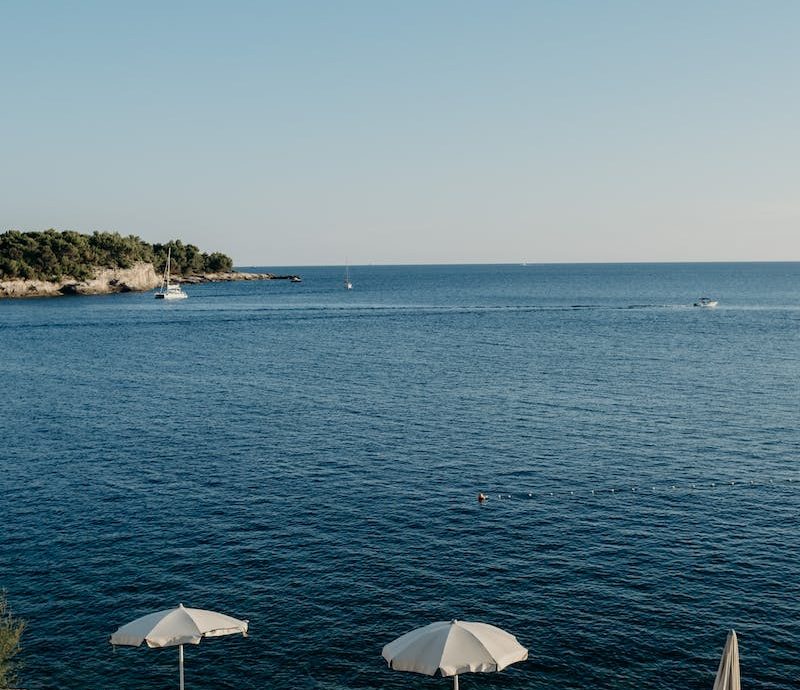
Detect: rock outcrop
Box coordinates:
(0, 264, 298, 298)
(0, 262, 160, 298)
(179, 271, 277, 284)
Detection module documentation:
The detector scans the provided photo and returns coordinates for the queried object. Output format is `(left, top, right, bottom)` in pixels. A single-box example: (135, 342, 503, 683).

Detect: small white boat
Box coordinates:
(693, 296, 718, 308)
(155, 248, 188, 300)
(344, 263, 352, 290)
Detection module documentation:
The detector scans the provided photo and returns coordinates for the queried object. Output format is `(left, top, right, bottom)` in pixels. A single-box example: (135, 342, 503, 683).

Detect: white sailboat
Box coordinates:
(155, 248, 188, 300)
(344, 263, 353, 290)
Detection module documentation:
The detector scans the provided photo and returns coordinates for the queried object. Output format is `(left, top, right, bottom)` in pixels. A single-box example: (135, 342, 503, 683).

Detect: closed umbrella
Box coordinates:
(713, 629, 740, 690)
(382, 619, 527, 689)
(110, 603, 248, 690)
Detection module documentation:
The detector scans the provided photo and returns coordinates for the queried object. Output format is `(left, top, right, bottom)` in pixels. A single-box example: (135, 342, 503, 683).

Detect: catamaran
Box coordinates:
(155, 248, 188, 300)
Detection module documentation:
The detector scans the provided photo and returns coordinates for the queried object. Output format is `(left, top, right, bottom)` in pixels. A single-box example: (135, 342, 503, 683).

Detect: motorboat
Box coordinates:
(693, 296, 718, 308)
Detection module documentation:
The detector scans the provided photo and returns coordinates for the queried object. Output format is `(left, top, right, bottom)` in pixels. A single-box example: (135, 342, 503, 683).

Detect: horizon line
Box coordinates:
(236, 259, 800, 269)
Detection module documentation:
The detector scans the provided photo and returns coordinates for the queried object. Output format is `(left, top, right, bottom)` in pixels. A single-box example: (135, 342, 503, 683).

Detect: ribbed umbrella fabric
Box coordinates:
(713, 630, 741, 690)
(110, 604, 248, 690)
(110, 603, 248, 648)
(382, 620, 527, 689)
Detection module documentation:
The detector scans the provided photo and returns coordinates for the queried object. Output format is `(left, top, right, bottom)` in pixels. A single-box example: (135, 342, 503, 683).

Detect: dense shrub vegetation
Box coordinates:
(0, 230, 233, 281)
(0, 591, 24, 689)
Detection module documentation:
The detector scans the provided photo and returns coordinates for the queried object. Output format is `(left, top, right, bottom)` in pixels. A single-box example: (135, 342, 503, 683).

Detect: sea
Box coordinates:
(0, 262, 798, 690)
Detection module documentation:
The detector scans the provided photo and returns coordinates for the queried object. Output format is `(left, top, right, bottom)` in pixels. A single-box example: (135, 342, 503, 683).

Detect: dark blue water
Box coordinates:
(1, 263, 798, 690)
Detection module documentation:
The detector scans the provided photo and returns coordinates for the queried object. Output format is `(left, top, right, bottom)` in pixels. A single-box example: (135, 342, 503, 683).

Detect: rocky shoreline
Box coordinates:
(0, 263, 300, 299)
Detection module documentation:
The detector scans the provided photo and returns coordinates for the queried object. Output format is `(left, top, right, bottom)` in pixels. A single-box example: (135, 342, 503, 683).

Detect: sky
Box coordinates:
(1, 1, 798, 266)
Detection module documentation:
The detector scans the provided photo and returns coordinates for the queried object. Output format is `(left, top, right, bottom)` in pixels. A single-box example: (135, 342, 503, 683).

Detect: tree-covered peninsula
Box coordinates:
(0, 229, 233, 281)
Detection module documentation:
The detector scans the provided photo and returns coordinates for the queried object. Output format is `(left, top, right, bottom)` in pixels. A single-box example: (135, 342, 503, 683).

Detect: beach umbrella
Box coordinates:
(712, 629, 740, 690)
(110, 603, 248, 690)
(382, 619, 527, 689)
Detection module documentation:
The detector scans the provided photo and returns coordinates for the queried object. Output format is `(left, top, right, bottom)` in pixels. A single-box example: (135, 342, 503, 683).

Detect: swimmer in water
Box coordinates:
(478, 492, 487, 503)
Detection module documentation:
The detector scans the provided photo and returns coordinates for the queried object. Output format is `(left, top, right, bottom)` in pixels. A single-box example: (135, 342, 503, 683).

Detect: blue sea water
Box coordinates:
(0, 262, 798, 690)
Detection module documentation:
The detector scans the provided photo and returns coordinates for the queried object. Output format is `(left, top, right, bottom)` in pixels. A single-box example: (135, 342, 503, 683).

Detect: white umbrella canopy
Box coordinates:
(712, 629, 740, 690)
(110, 604, 248, 690)
(382, 619, 528, 689)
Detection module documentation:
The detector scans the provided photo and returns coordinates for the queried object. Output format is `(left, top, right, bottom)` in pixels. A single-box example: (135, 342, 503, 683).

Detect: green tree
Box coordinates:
(182, 244, 205, 274)
(0, 230, 234, 281)
(205, 252, 233, 272)
(0, 591, 24, 689)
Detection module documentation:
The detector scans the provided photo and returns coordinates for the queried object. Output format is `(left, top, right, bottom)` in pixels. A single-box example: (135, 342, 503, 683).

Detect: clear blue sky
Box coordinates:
(1, 1, 798, 265)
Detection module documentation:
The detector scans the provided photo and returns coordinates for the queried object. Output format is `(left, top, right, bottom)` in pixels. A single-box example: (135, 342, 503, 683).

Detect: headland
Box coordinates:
(0, 229, 296, 299)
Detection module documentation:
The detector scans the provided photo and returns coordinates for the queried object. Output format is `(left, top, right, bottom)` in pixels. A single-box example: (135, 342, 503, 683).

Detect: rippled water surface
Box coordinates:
(1, 263, 798, 689)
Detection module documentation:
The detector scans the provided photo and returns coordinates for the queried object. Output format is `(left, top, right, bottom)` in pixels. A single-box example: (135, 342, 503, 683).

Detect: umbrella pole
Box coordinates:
(453, 674, 459, 690)
(179, 643, 184, 690)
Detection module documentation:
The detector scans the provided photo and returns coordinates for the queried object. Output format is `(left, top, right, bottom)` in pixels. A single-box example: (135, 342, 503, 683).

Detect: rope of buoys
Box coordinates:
(476, 476, 799, 503)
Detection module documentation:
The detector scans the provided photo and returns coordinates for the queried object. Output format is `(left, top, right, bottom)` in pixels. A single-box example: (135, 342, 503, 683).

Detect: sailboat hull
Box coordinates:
(155, 290, 187, 300)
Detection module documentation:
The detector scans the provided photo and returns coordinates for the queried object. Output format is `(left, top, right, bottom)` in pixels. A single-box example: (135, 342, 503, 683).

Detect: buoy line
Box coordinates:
(477, 477, 799, 502)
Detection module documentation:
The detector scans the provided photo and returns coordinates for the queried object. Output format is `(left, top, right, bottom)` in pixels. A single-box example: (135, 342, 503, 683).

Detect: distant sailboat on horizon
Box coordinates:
(344, 262, 353, 290)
